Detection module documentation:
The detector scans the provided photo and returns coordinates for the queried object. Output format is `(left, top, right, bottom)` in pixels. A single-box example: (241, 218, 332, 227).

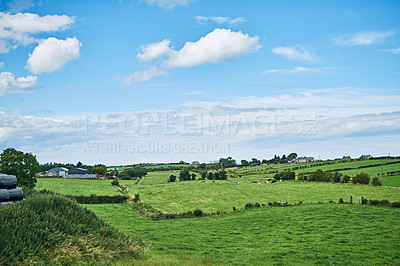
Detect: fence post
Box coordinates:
(350, 195, 352, 204)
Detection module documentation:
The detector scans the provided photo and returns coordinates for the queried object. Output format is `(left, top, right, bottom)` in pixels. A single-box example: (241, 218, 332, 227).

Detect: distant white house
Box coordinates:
(360, 154, 373, 159)
(192, 161, 200, 165)
(294, 156, 315, 163)
(35, 170, 60, 178)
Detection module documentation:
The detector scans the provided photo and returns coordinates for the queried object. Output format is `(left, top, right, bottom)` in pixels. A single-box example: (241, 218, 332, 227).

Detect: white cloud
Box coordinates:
(333, 31, 394, 46)
(0, 12, 75, 53)
(137, 39, 172, 61)
(164, 28, 261, 68)
(116, 66, 167, 84)
(264, 66, 323, 75)
(381, 47, 400, 54)
(26, 37, 81, 74)
(195, 16, 246, 26)
(143, 0, 192, 10)
(0, 71, 37, 96)
(272, 46, 317, 62)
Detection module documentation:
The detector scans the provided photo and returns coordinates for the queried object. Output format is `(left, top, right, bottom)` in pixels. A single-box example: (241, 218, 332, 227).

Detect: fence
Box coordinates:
(65, 174, 97, 179)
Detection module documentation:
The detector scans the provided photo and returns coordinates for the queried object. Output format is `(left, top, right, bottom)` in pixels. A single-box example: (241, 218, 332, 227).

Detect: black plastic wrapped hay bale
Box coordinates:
(7, 188, 23, 201)
(0, 175, 17, 189)
(0, 189, 9, 202)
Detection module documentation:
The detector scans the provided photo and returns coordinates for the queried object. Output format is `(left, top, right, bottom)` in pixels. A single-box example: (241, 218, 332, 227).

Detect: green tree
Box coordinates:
(200, 171, 207, 180)
(219, 157, 237, 168)
(331, 171, 342, 183)
(341, 175, 351, 183)
(168, 175, 177, 182)
(179, 168, 191, 181)
(287, 153, 298, 161)
(241, 160, 249, 166)
(191, 173, 197, 180)
(218, 170, 227, 180)
(372, 177, 382, 186)
(352, 172, 371, 185)
(76, 161, 83, 168)
(0, 148, 39, 188)
(91, 166, 106, 176)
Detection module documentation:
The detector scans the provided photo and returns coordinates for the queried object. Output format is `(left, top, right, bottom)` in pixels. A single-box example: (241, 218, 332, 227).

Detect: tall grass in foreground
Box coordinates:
(0, 191, 144, 264)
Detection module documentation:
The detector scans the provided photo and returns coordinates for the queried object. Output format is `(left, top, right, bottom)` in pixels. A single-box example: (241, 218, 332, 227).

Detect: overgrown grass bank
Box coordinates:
(0, 191, 144, 264)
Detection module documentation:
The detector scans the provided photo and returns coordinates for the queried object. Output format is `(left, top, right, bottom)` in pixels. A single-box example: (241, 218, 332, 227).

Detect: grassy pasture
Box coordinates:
(232, 159, 400, 180)
(126, 180, 400, 213)
(381, 175, 400, 187)
(86, 203, 400, 265)
(35, 178, 122, 196)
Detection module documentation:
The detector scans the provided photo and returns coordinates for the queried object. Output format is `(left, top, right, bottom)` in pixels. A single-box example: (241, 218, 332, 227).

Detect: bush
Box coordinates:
(133, 193, 140, 203)
(274, 171, 295, 180)
(338, 198, 344, 204)
(193, 209, 203, 217)
(244, 203, 254, 209)
(341, 175, 351, 183)
(168, 175, 177, 182)
(352, 172, 371, 185)
(111, 179, 119, 186)
(331, 171, 342, 183)
(67, 194, 128, 204)
(372, 177, 382, 186)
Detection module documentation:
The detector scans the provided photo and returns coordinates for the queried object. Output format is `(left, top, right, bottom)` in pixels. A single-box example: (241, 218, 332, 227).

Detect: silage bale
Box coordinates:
(0, 175, 17, 189)
(0, 189, 9, 202)
(7, 187, 23, 201)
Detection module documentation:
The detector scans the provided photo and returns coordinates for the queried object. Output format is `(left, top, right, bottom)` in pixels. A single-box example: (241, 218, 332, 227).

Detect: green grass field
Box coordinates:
(232, 159, 400, 180)
(85, 203, 400, 265)
(35, 159, 400, 264)
(381, 175, 400, 187)
(126, 180, 400, 213)
(36, 178, 122, 196)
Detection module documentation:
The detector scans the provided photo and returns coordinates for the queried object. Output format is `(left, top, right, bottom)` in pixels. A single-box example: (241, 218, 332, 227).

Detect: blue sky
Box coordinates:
(0, 0, 399, 165)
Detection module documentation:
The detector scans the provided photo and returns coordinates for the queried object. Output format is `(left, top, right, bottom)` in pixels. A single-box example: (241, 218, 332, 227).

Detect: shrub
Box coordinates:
(352, 172, 371, 185)
(111, 179, 119, 186)
(133, 193, 140, 203)
(338, 198, 344, 204)
(372, 177, 382, 186)
(331, 171, 342, 183)
(193, 209, 203, 217)
(67, 194, 128, 204)
(168, 175, 177, 182)
(341, 175, 351, 183)
(244, 203, 254, 209)
(392, 202, 400, 208)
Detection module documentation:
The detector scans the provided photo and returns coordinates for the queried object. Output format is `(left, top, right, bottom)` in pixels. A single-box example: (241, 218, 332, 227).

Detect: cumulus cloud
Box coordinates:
(333, 31, 394, 46)
(195, 16, 246, 26)
(272, 46, 317, 62)
(116, 65, 167, 84)
(143, 0, 192, 10)
(0, 71, 37, 96)
(0, 12, 75, 53)
(163, 28, 261, 68)
(137, 39, 172, 61)
(26, 37, 81, 74)
(264, 66, 324, 75)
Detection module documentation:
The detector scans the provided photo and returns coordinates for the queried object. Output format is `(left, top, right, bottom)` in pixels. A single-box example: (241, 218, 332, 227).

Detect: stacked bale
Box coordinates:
(0, 174, 23, 206)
